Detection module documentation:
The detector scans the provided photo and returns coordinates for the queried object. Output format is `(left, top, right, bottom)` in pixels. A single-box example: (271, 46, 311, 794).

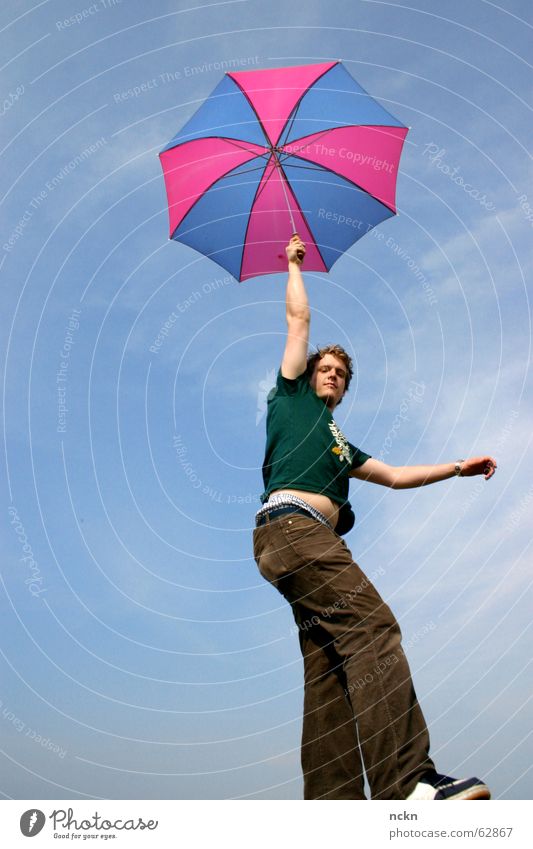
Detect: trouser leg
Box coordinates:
(253, 515, 434, 799)
(295, 613, 366, 799)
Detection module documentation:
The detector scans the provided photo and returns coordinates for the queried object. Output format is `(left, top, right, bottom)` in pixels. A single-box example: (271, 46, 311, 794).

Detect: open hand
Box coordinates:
(460, 456, 497, 479)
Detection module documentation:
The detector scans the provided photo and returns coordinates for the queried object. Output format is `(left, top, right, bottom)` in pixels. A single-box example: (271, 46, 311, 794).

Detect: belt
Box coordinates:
(255, 506, 314, 527)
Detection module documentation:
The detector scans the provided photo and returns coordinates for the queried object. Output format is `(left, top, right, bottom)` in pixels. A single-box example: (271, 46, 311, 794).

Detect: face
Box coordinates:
(310, 354, 347, 409)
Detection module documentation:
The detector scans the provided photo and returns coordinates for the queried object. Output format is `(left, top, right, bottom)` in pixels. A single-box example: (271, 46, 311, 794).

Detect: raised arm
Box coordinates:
(350, 456, 497, 487)
(281, 235, 309, 379)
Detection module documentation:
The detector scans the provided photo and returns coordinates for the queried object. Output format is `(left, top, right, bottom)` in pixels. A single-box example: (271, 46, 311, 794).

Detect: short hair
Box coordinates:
(306, 344, 354, 392)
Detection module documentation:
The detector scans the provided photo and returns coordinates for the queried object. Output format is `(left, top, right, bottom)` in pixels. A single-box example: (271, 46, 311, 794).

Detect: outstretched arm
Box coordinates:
(350, 456, 497, 488)
(281, 235, 309, 379)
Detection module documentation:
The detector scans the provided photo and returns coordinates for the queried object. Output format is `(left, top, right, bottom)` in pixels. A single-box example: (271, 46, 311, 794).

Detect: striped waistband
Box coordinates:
(255, 494, 334, 531)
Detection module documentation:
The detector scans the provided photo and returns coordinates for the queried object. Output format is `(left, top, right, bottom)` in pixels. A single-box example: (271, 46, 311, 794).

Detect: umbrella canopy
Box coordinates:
(159, 61, 408, 281)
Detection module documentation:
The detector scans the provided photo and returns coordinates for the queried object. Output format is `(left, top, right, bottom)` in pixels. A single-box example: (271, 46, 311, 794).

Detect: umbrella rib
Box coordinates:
(279, 127, 340, 160)
(215, 161, 272, 179)
(279, 124, 396, 161)
(244, 155, 279, 208)
(282, 152, 397, 213)
(169, 156, 269, 240)
(167, 159, 270, 185)
(225, 75, 272, 147)
(212, 135, 270, 162)
(237, 153, 328, 270)
(275, 160, 332, 174)
(277, 99, 303, 150)
(163, 134, 269, 161)
(238, 155, 287, 280)
(274, 60, 340, 147)
(276, 159, 328, 270)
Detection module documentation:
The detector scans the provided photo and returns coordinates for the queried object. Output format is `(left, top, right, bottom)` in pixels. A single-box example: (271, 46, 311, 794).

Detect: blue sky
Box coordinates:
(1, 0, 532, 802)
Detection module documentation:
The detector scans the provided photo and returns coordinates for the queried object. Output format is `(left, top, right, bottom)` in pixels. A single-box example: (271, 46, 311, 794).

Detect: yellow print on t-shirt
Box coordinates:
(328, 420, 352, 463)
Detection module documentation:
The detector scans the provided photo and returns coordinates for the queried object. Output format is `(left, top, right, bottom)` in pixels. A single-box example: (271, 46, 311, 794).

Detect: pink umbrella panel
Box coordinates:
(159, 61, 409, 281)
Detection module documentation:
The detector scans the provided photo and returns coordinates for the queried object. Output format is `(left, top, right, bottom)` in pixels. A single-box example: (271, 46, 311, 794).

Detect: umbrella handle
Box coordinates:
(291, 232, 305, 263)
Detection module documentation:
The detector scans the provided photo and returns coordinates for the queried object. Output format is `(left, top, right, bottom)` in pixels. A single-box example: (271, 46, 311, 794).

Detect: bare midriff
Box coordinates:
(269, 489, 340, 528)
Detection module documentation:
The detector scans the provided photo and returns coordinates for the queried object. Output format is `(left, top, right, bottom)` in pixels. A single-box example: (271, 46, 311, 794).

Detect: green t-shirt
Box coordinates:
(260, 369, 371, 518)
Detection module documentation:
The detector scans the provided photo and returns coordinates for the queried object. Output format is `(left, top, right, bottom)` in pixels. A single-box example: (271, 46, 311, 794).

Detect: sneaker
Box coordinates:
(407, 770, 491, 800)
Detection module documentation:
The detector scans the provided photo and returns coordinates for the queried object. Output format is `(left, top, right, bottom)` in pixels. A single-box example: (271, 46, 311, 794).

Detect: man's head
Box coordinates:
(307, 345, 353, 409)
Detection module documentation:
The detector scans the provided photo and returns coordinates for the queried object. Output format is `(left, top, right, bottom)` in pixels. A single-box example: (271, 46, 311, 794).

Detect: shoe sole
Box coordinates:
(449, 786, 491, 800)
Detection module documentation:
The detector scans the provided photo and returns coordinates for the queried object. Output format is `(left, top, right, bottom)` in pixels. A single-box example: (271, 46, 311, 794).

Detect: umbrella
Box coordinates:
(159, 61, 408, 281)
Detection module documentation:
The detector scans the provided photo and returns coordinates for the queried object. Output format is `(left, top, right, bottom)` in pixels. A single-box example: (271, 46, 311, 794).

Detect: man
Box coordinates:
(253, 235, 497, 800)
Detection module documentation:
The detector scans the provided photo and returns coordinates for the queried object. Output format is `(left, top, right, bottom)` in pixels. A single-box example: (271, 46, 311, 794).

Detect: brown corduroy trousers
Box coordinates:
(253, 512, 435, 799)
